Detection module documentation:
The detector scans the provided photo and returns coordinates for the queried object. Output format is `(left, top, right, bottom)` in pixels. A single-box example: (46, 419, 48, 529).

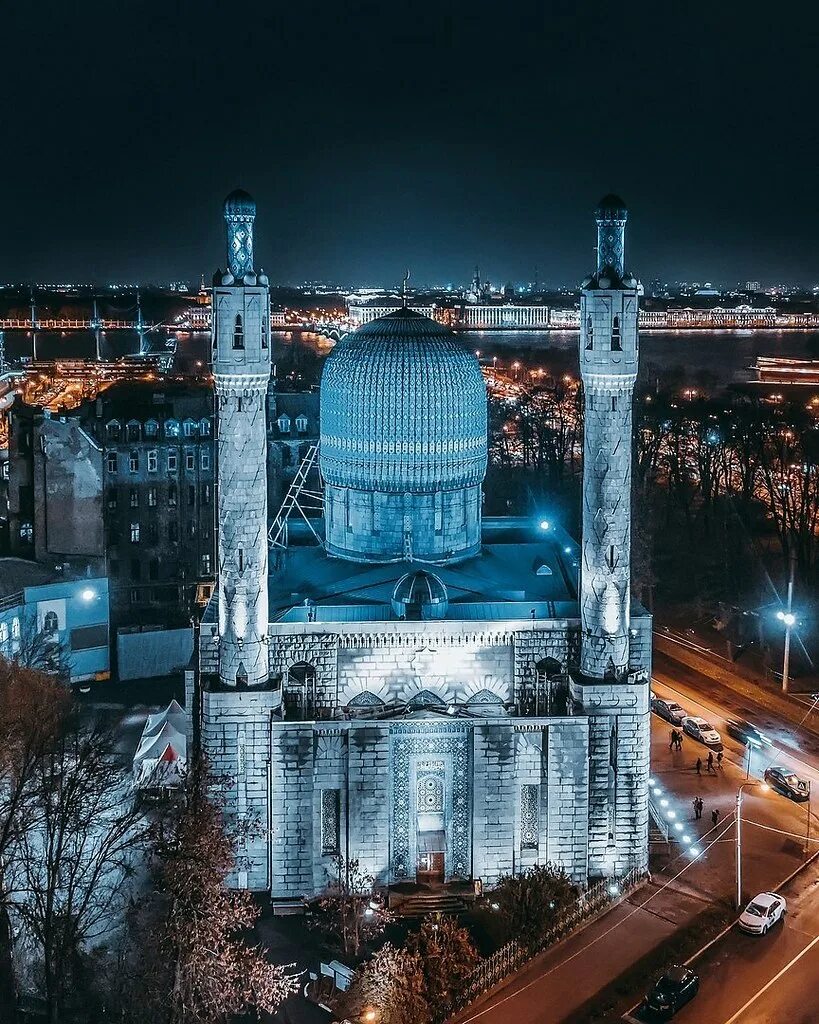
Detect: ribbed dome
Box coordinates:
(224, 189, 256, 217)
(320, 309, 488, 493)
(391, 570, 449, 620)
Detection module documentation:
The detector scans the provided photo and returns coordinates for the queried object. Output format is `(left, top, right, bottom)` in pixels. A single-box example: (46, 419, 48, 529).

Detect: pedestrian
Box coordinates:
(712, 808, 720, 826)
(707, 752, 714, 773)
(677, 731, 684, 749)
(692, 797, 699, 819)
(670, 729, 676, 750)
(696, 757, 702, 775)
(717, 751, 723, 769)
(697, 797, 704, 819)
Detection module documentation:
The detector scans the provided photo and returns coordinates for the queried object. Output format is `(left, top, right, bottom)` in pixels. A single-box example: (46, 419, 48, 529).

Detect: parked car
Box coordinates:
(682, 716, 723, 749)
(726, 718, 772, 748)
(764, 766, 811, 802)
(738, 892, 786, 934)
(651, 696, 688, 725)
(644, 965, 700, 1019)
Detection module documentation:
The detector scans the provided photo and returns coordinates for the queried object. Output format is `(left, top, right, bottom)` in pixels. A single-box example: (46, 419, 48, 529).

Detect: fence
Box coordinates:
(453, 865, 646, 1013)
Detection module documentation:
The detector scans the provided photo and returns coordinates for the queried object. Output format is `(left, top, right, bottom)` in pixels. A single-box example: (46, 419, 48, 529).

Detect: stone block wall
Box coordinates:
(201, 688, 280, 890)
(546, 719, 590, 878)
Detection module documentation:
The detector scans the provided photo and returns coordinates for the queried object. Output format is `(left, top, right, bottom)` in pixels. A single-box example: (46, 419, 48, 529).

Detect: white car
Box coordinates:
(682, 716, 723, 749)
(738, 892, 786, 934)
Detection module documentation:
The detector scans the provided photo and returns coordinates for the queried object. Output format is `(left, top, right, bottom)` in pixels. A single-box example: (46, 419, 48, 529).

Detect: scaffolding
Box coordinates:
(268, 444, 324, 549)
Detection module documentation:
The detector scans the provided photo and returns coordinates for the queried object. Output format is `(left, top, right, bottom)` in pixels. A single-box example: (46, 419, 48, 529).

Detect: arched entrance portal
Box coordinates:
(286, 662, 316, 718)
(415, 764, 445, 885)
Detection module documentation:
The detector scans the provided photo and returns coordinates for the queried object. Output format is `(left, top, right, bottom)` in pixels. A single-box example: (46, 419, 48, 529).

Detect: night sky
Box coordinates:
(2, 1, 817, 287)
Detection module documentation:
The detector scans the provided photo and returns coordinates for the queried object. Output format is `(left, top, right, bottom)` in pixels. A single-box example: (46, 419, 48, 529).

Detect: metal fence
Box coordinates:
(454, 866, 646, 1013)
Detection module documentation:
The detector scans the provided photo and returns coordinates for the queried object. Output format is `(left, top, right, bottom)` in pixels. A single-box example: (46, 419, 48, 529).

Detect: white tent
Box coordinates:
(133, 701, 187, 791)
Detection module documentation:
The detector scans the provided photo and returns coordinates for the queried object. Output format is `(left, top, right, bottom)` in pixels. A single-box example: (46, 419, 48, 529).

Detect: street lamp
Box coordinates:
(736, 781, 769, 910)
(777, 550, 797, 694)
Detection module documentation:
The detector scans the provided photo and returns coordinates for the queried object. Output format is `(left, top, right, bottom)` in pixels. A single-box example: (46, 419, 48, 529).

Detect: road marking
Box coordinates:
(720, 930, 819, 1023)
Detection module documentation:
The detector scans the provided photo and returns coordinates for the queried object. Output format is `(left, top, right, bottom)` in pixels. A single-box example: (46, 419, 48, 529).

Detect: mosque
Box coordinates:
(193, 191, 650, 905)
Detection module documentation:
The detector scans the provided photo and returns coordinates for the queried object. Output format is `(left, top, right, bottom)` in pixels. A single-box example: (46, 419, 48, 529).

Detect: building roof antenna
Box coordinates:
(401, 268, 410, 308)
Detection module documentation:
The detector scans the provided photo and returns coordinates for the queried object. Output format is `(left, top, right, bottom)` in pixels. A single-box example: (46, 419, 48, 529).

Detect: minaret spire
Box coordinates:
(212, 190, 272, 689)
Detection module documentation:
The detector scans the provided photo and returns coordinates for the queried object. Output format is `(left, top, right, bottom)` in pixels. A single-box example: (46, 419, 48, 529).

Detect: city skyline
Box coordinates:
(1, 1, 817, 286)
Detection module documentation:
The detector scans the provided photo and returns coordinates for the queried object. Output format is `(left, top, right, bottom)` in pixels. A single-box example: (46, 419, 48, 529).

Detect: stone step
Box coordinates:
(393, 894, 468, 917)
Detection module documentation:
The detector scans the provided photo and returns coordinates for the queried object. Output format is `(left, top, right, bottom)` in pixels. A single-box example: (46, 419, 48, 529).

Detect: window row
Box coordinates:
(107, 449, 211, 474)
(105, 417, 211, 441)
(231, 313, 268, 350)
(107, 483, 212, 509)
(585, 315, 622, 352)
(109, 553, 212, 580)
(119, 519, 212, 544)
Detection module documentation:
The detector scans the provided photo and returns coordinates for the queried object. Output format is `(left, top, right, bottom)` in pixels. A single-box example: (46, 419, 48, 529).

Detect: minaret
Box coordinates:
(212, 189, 271, 688)
(573, 195, 649, 877)
(579, 195, 637, 678)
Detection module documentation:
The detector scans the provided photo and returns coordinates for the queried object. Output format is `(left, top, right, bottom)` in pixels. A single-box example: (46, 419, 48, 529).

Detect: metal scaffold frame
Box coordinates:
(268, 443, 324, 549)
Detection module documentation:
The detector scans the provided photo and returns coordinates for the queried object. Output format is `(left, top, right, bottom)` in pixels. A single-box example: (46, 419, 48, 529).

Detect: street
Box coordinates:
(630, 867, 819, 1023)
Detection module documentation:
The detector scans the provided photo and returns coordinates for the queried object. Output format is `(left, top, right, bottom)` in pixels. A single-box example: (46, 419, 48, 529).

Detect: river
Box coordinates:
(4, 328, 818, 389)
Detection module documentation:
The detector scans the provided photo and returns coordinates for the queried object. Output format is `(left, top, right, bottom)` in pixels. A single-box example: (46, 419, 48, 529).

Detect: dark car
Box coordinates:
(726, 718, 772, 748)
(764, 766, 811, 802)
(645, 965, 699, 1019)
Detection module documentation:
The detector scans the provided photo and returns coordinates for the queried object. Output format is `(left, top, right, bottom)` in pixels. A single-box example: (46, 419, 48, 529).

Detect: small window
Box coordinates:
(147, 486, 157, 507)
(19, 523, 33, 543)
(130, 522, 140, 544)
(147, 450, 158, 473)
(201, 450, 211, 471)
(199, 418, 211, 437)
(164, 419, 179, 438)
(11, 618, 20, 641)
(608, 544, 615, 569)
(129, 450, 139, 473)
(106, 488, 118, 510)
(0, 622, 7, 646)
(295, 414, 308, 433)
(201, 483, 211, 505)
(130, 589, 139, 605)
(238, 548, 244, 572)
(585, 315, 593, 351)
(127, 420, 141, 442)
(167, 451, 178, 472)
(107, 452, 118, 474)
(185, 451, 195, 471)
(233, 314, 244, 349)
(129, 487, 139, 508)
(611, 315, 622, 352)
(201, 553, 212, 575)
(168, 484, 177, 508)
(43, 610, 59, 634)
(278, 415, 291, 434)
(611, 396, 617, 411)
(183, 419, 196, 437)
(144, 420, 159, 438)
(106, 420, 121, 441)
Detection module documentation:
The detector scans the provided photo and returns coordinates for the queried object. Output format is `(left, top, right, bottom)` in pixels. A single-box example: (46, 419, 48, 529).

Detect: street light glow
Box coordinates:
(81, 588, 96, 602)
(777, 611, 796, 627)
(539, 519, 551, 531)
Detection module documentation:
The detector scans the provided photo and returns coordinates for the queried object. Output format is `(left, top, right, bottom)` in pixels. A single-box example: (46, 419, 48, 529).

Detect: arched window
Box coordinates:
(199, 417, 211, 436)
(43, 610, 59, 633)
(106, 420, 120, 441)
(233, 314, 244, 349)
(585, 315, 593, 350)
(286, 662, 317, 719)
(277, 414, 291, 434)
(164, 419, 179, 438)
(183, 419, 196, 437)
(126, 420, 141, 442)
(295, 414, 308, 433)
(408, 690, 447, 710)
(144, 419, 159, 439)
(611, 315, 622, 351)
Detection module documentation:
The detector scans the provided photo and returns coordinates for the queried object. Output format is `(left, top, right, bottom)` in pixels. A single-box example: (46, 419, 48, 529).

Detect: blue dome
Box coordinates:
(596, 194, 628, 221)
(320, 309, 488, 493)
(391, 570, 449, 620)
(224, 189, 256, 218)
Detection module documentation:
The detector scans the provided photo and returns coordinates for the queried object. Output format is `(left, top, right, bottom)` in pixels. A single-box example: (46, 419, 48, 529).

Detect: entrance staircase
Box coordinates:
(388, 882, 474, 917)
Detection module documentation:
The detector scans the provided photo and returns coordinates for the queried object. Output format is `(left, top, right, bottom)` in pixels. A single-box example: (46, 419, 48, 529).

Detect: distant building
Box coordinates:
(457, 304, 551, 329)
(746, 281, 760, 293)
(0, 557, 109, 683)
(348, 303, 436, 325)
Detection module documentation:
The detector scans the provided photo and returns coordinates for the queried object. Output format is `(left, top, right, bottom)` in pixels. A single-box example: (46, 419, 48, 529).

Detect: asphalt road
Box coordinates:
(630, 868, 819, 1023)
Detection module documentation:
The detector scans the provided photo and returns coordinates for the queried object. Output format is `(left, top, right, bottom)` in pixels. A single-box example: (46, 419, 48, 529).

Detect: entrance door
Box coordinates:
(416, 833, 445, 885)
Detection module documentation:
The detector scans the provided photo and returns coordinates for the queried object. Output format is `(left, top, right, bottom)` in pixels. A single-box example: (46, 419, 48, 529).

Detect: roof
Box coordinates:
(267, 517, 585, 624)
(0, 558, 60, 600)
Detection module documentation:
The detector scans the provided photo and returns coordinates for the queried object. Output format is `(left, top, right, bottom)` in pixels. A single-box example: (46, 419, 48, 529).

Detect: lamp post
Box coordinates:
(777, 550, 797, 694)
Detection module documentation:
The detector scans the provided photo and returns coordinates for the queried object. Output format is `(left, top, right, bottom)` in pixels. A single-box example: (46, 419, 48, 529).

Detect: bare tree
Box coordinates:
(0, 662, 69, 1020)
(311, 853, 391, 958)
(9, 713, 146, 1023)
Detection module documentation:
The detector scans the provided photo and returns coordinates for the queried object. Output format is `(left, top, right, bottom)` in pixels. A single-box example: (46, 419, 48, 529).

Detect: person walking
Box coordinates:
(692, 797, 702, 820)
(717, 751, 724, 769)
(670, 729, 676, 750)
(712, 808, 720, 827)
(697, 797, 704, 819)
(676, 731, 684, 749)
(696, 757, 702, 775)
(707, 751, 715, 773)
